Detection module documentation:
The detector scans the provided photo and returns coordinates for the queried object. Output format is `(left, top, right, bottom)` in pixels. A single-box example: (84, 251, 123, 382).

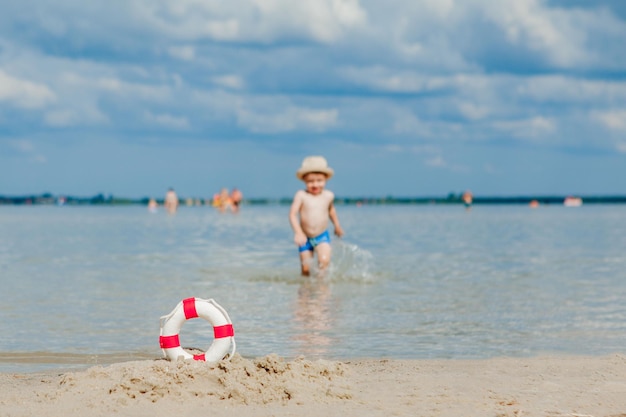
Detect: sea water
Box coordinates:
(1, 204, 625, 373)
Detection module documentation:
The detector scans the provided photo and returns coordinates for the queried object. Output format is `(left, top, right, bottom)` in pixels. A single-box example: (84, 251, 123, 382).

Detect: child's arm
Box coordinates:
(329, 201, 344, 238)
(289, 192, 308, 246)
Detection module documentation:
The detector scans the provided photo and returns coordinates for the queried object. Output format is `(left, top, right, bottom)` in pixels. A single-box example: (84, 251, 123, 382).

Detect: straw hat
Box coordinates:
(296, 156, 334, 180)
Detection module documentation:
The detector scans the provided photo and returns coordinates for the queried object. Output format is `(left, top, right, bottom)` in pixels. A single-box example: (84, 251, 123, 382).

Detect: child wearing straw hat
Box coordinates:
(289, 156, 345, 276)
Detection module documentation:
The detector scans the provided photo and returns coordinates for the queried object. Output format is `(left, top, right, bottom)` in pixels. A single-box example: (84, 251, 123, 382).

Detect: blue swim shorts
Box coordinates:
(298, 230, 331, 252)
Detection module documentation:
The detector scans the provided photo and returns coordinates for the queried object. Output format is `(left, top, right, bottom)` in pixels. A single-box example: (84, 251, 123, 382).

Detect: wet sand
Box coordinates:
(2, 354, 626, 417)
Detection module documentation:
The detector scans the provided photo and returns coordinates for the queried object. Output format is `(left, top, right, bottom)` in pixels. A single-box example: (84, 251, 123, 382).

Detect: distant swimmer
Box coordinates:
(164, 188, 179, 214)
(148, 198, 158, 213)
(289, 156, 345, 277)
(462, 190, 473, 209)
(230, 188, 243, 213)
(214, 188, 233, 213)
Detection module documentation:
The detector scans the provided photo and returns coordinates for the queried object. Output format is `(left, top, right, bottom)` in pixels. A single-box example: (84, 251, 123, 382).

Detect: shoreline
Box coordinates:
(3, 193, 626, 206)
(2, 354, 625, 417)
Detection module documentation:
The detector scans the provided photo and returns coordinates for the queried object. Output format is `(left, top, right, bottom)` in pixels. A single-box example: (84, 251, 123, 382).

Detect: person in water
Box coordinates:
(164, 187, 179, 214)
(213, 188, 233, 213)
(230, 188, 243, 213)
(462, 190, 473, 209)
(289, 156, 344, 276)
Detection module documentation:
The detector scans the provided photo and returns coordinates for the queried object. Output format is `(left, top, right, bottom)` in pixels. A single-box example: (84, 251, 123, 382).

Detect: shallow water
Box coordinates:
(1, 204, 625, 372)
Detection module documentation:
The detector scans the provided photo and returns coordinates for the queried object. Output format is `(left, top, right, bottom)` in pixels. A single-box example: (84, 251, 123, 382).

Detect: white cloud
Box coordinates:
(44, 109, 78, 127)
(1, 0, 625, 197)
(44, 106, 109, 127)
(5, 139, 47, 163)
(593, 109, 626, 131)
(190, 89, 242, 118)
(425, 154, 470, 173)
(340, 66, 453, 93)
(392, 111, 430, 136)
(204, 19, 241, 41)
(31, 154, 47, 163)
(383, 144, 403, 153)
(94, 77, 169, 100)
(143, 111, 190, 129)
(0, 70, 56, 109)
(481, 0, 588, 67)
(167, 45, 196, 61)
(129, 0, 367, 43)
(55, 73, 172, 105)
(492, 116, 556, 140)
(368, 0, 626, 73)
(517, 76, 626, 103)
(212, 75, 245, 90)
(237, 105, 338, 133)
(458, 102, 490, 120)
(250, 0, 367, 42)
(8, 139, 35, 153)
(426, 155, 446, 167)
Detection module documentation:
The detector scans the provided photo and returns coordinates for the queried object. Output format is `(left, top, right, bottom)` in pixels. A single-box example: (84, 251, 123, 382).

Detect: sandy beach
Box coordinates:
(2, 354, 626, 417)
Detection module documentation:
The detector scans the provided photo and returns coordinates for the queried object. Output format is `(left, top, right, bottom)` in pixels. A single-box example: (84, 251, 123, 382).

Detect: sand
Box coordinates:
(2, 353, 626, 417)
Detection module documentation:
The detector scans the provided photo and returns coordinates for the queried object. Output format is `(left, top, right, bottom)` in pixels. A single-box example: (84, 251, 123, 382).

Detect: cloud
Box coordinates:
(339, 66, 453, 94)
(482, 0, 587, 67)
(593, 109, 626, 131)
(125, 0, 367, 43)
(424, 154, 469, 173)
(0, 70, 56, 109)
(1, 0, 626, 197)
(492, 116, 556, 140)
(2, 139, 47, 163)
(391, 111, 431, 136)
(237, 105, 338, 133)
(426, 155, 447, 168)
(8, 139, 34, 153)
(44, 105, 110, 127)
(516, 76, 626, 103)
(37, 72, 176, 129)
(44, 109, 79, 127)
(212, 75, 245, 90)
(167, 45, 196, 61)
(91, 77, 170, 100)
(143, 111, 190, 129)
(364, 0, 626, 75)
(457, 102, 490, 120)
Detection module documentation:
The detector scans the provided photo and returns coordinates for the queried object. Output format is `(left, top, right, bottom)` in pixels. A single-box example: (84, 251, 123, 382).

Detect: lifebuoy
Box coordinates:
(159, 297, 236, 362)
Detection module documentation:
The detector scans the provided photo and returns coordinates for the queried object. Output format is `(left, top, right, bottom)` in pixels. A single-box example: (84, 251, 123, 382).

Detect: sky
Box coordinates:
(1, 0, 625, 199)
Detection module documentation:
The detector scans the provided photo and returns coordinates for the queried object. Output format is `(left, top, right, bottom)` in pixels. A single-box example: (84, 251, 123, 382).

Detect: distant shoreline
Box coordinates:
(2, 193, 626, 206)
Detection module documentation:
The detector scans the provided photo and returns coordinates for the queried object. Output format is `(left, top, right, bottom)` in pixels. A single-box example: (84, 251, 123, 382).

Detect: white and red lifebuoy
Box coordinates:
(159, 297, 236, 362)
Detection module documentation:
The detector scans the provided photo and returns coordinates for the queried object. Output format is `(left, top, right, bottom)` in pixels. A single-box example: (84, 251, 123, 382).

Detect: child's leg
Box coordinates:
(299, 250, 314, 276)
(315, 242, 332, 272)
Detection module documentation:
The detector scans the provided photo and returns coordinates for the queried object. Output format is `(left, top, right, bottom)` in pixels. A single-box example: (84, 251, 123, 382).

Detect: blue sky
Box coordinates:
(1, 0, 625, 199)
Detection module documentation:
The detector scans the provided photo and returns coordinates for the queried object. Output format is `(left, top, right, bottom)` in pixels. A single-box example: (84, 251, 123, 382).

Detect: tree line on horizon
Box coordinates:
(2, 192, 626, 206)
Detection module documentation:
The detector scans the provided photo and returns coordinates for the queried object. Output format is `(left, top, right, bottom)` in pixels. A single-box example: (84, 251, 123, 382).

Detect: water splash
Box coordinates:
(328, 239, 376, 283)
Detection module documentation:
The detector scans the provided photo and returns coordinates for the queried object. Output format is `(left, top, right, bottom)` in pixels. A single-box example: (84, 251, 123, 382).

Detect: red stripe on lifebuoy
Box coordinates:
(214, 324, 234, 338)
(159, 334, 180, 349)
(183, 298, 198, 319)
(193, 353, 206, 361)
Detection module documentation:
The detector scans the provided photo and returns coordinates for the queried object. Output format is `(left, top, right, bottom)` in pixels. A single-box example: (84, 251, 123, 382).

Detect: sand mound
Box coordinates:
(4, 355, 626, 417)
(58, 354, 351, 406)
